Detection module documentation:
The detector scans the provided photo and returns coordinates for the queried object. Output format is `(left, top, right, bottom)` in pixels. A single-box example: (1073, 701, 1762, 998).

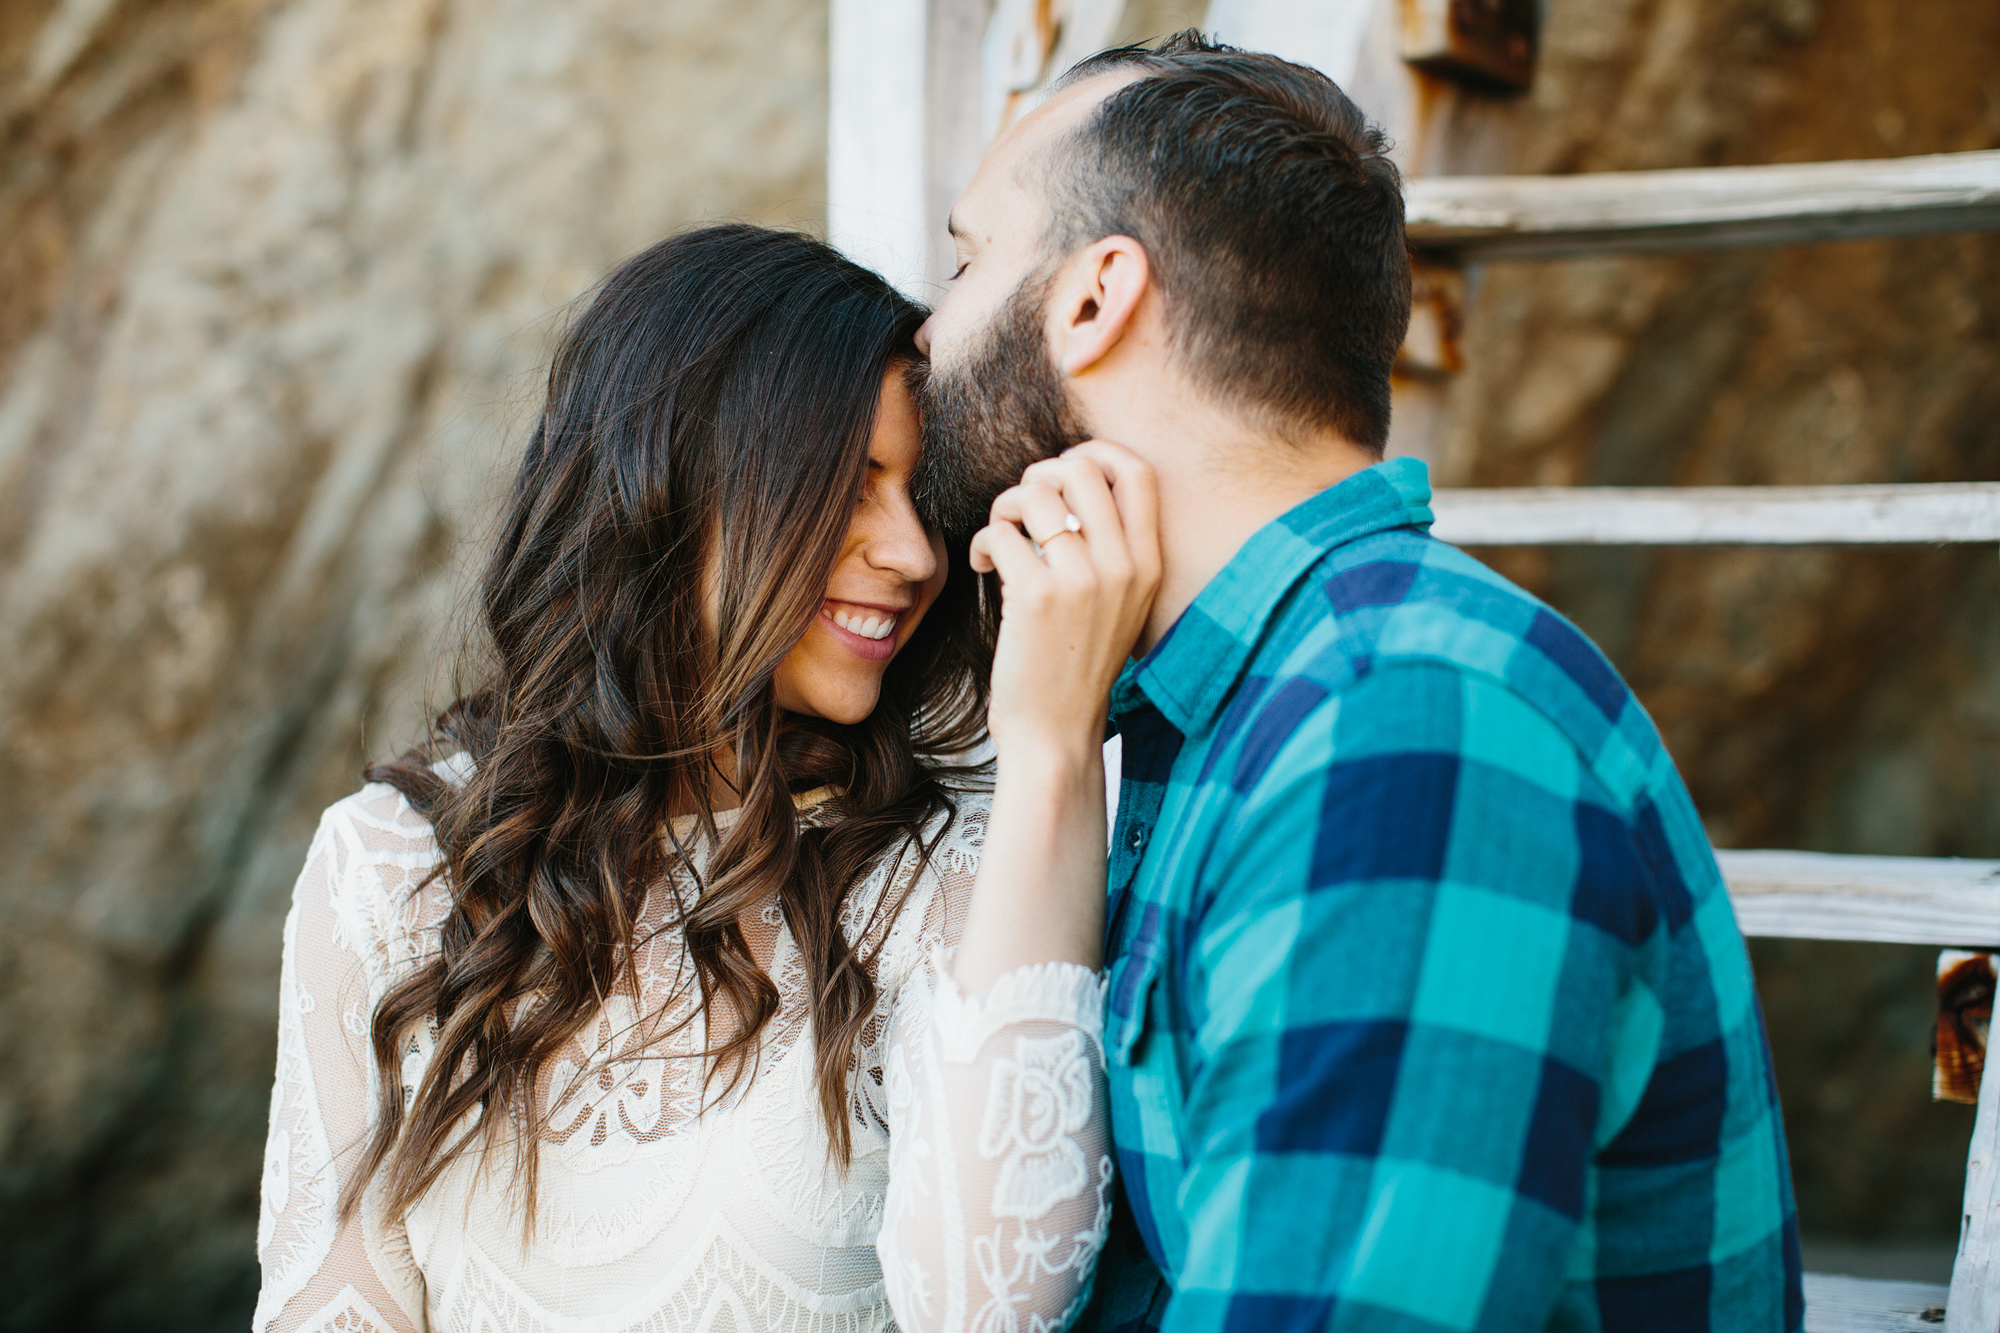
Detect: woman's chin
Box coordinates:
(820, 693, 881, 726)
(780, 681, 882, 727)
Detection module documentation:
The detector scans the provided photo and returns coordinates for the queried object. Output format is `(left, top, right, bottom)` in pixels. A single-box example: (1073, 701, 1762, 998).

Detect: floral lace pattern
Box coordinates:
(254, 777, 1110, 1333)
(979, 1032, 1097, 1220)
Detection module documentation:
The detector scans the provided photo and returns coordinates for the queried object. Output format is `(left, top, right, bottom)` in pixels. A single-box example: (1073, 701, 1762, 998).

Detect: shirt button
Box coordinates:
(1126, 825, 1148, 854)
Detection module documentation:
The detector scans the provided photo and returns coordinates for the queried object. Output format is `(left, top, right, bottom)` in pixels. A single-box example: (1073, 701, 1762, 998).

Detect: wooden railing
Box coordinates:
(1429, 482, 2000, 546)
(1407, 150, 2000, 260)
(1720, 852, 2000, 948)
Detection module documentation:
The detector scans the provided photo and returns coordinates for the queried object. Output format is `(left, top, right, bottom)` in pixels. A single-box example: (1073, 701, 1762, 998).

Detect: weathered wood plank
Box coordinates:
(827, 0, 933, 295)
(1950, 1053, 2000, 1331)
(1429, 483, 2000, 546)
(1721, 851, 2000, 947)
(1950, 1060, 2000, 1331)
(1805, 1273, 1948, 1333)
(827, 0, 992, 298)
(1406, 150, 2000, 260)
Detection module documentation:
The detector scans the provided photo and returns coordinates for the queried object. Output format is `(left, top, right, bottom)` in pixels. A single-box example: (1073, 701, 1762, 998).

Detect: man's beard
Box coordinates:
(914, 269, 1089, 539)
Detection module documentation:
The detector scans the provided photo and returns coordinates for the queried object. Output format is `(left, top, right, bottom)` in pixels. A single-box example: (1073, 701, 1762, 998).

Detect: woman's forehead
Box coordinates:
(870, 366, 922, 464)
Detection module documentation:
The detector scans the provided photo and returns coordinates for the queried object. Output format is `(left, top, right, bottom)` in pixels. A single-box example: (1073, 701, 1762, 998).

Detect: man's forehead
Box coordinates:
(954, 69, 1144, 239)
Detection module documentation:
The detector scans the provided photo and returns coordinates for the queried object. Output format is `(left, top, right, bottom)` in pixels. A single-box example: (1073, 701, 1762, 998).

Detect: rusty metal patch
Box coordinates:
(1401, 0, 1540, 94)
(1936, 949, 1995, 1104)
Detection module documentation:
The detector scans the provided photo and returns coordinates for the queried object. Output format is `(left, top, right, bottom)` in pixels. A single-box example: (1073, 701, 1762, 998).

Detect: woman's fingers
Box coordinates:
(988, 479, 1099, 584)
(1062, 441, 1161, 587)
(1020, 444, 1156, 572)
(1014, 451, 1156, 614)
(1018, 455, 1128, 560)
(990, 480, 1081, 547)
(974, 516, 1054, 595)
(1010, 457, 1140, 605)
(979, 445, 1158, 662)
(968, 525, 997, 574)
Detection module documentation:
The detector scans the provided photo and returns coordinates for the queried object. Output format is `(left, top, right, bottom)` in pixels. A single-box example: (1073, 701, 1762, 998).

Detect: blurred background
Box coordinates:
(0, 0, 1995, 1327)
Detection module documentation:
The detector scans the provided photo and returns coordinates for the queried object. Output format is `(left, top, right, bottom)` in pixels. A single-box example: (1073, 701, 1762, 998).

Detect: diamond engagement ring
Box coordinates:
(1033, 512, 1084, 552)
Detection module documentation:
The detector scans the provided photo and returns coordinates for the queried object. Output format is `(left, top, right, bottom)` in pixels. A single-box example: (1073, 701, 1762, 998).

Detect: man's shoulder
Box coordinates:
(1246, 528, 1664, 794)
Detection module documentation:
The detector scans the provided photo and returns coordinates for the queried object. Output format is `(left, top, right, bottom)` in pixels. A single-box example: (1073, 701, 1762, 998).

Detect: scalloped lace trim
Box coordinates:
(928, 950, 1107, 1065)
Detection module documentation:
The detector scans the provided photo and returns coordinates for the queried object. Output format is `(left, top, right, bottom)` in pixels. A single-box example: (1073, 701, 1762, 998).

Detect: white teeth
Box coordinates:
(829, 607, 896, 640)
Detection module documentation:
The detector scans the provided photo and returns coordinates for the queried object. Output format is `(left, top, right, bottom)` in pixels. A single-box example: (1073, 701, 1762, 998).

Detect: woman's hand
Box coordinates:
(969, 441, 1162, 764)
(952, 442, 1160, 994)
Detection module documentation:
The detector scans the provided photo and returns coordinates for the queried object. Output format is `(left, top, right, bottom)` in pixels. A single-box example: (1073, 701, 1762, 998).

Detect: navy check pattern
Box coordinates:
(1080, 459, 1801, 1333)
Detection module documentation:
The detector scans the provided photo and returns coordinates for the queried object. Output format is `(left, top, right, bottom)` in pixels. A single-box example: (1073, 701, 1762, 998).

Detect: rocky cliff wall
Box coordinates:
(0, 0, 1995, 1327)
(0, 0, 823, 1326)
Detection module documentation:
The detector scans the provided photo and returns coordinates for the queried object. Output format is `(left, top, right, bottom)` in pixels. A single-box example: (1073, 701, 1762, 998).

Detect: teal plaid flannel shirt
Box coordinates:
(1082, 458, 1801, 1333)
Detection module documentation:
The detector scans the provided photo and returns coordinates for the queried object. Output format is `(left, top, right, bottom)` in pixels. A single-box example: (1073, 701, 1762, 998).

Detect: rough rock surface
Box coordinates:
(0, 0, 1995, 1327)
(0, 0, 824, 1326)
(1442, 0, 2000, 1243)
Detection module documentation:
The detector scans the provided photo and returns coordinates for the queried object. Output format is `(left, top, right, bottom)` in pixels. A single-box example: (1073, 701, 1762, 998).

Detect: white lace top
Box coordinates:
(253, 777, 1111, 1333)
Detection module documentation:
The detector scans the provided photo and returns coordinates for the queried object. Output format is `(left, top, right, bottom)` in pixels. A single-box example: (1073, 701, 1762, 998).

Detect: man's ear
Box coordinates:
(1050, 236, 1151, 377)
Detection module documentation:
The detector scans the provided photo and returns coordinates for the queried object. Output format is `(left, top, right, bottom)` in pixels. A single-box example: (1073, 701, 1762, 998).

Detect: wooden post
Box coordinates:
(828, 0, 990, 298)
(1953, 1064, 2000, 1330)
(828, 0, 932, 296)
(828, 0, 1127, 300)
(1716, 851, 2000, 947)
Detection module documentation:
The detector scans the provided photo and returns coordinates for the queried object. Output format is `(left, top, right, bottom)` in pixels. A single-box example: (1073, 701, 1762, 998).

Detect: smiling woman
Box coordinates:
(251, 224, 1125, 1333)
(772, 366, 949, 718)
(349, 227, 992, 1214)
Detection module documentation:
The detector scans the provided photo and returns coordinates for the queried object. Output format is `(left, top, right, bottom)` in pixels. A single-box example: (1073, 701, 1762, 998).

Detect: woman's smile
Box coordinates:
(818, 599, 905, 661)
(823, 598, 905, 642)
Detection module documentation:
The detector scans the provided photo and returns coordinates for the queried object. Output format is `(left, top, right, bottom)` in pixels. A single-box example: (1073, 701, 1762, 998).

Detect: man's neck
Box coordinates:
(1089, 394, 1374, 655)
(1144, 448, 1360, 652)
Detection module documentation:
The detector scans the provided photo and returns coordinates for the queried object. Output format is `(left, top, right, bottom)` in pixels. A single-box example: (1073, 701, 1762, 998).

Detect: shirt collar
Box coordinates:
(1113, 456, 1434, 736)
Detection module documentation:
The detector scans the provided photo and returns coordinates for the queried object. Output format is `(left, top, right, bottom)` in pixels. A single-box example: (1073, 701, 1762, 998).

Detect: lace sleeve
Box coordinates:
(876, 810, 1114, 1333)
(254, 791, 431, 1333)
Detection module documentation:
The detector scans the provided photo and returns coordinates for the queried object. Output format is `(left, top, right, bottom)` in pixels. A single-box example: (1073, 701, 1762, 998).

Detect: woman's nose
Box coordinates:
(865, 502, 939, 584)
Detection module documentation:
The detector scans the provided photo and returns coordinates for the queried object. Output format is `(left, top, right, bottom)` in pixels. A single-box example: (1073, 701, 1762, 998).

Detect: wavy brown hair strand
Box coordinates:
(342, 225, 993, 1227)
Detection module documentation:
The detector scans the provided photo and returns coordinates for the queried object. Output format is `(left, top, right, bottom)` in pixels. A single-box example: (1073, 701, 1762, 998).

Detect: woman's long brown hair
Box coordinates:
(341, 225, 992, 1225)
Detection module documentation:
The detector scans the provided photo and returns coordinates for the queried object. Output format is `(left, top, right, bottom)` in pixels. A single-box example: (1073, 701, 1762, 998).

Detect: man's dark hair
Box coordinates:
(1047, 31, 1411, 454)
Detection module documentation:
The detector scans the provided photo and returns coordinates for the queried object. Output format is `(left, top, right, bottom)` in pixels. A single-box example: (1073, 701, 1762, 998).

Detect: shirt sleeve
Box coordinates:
(875, 835, 1115, 1333)
(1163, 660, 1641, 1333)
(254, 797, 429, 1333)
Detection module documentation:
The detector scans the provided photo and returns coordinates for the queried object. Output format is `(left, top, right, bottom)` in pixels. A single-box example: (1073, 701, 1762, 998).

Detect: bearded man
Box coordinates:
(916, 30, 1803, 1333)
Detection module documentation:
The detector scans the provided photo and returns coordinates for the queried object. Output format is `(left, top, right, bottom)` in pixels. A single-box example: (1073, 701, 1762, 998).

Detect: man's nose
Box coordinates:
(914, 315, 935, 357)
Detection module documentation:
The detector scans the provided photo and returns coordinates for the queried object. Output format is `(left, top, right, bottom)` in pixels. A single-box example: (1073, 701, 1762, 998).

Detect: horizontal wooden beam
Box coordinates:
(1720, 850, 2000, 948)
(1428, 483, 2000, 546)
(1802, 1273, 1949, 1333)
(1406, 150, 2000, 260)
